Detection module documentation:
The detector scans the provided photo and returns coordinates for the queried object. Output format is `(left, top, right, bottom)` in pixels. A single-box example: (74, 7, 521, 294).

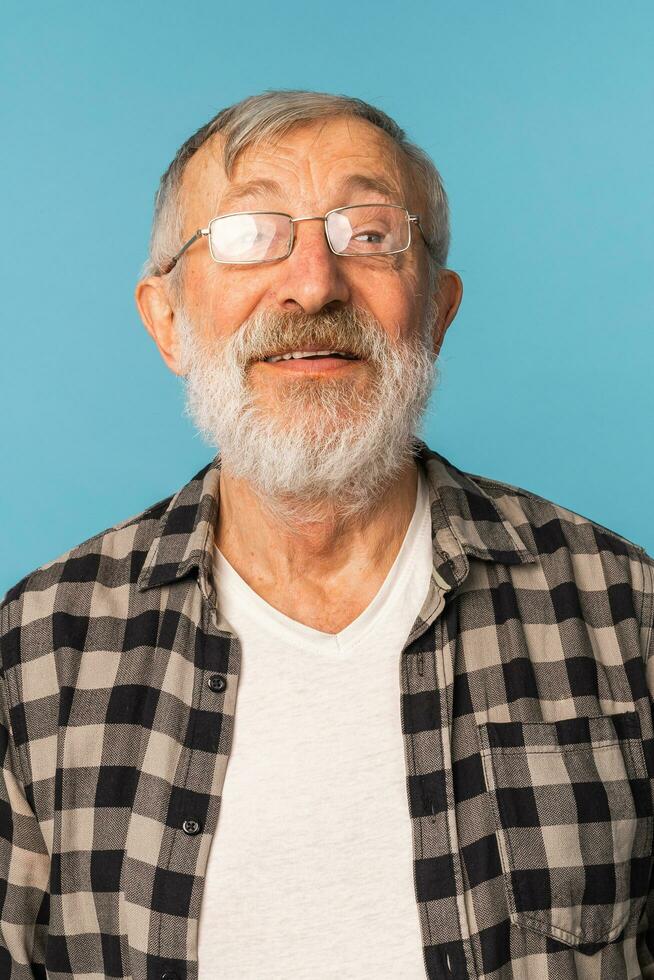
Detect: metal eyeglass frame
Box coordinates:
(160, 203, 429, 274)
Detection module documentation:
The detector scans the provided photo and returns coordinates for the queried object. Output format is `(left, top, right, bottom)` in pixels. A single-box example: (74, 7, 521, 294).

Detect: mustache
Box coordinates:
(228, 305, 392, 366)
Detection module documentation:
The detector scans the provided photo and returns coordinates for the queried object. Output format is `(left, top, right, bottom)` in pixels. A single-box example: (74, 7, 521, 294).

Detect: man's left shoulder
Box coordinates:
(468, 468, 652, 568)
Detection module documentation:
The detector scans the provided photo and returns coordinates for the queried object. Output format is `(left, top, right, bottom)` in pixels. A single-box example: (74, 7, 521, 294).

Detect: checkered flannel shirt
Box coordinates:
(1, 439, 654, 980)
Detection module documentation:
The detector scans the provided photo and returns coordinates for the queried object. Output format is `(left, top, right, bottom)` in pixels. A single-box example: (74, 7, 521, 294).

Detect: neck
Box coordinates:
(213, 457, 420, 593)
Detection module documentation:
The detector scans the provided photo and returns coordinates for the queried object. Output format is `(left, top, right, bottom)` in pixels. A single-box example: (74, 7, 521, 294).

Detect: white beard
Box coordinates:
(175, 301, 439, 526)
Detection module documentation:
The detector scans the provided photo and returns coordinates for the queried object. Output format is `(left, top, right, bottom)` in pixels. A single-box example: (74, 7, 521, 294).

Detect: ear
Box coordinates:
(431, 269, 463, 357)
(135, 276, 185, 376)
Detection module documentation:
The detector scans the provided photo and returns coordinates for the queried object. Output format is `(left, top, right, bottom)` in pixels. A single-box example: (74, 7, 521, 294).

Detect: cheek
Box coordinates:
(184, 273, 261, 341)
(360, 275, 422, 339)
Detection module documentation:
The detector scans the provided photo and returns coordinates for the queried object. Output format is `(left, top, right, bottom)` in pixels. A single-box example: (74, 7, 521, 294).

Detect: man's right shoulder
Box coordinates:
(1, 452, 220, 685)
(1, 490, 175, 628)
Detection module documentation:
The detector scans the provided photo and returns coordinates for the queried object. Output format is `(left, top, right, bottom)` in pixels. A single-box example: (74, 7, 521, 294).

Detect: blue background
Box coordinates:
(2, 0, 653, 592)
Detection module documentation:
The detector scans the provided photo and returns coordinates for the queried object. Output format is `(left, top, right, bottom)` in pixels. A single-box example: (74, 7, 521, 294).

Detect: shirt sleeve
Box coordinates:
(642, 552, 654, 699)
(636, 552, 654, 976)
(0, 660, 50, 978)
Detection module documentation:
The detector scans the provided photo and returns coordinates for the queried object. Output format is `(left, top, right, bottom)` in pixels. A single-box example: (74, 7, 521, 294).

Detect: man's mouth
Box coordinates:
(262, 349, 360, 363)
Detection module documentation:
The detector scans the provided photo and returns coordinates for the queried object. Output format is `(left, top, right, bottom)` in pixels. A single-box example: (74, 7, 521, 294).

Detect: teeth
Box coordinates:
(265, 350, 348, 363)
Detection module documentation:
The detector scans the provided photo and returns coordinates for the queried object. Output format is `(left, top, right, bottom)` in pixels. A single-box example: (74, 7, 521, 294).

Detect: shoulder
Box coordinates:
(462, 469, 654, 645)
(460, 466, 654, 672)
(0, 490, 175, 662)
(422, 440, 651, 569)
(469, 469, 651, 565)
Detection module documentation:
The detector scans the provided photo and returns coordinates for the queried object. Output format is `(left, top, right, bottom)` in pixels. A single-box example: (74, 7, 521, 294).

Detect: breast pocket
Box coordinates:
(477, 711, 652, 953)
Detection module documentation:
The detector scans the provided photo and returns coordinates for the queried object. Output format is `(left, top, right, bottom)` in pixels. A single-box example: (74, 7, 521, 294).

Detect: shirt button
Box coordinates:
(182, 819, 202, 835)
(208, 674, 227, 693)
(161, 972, 180, 980)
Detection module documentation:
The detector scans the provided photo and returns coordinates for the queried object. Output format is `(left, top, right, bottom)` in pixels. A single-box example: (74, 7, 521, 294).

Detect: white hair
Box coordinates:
(141, 89, 451, 293)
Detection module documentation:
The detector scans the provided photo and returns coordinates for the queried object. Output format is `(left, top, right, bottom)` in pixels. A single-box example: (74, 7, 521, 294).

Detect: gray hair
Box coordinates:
(142, 89, 451, 290)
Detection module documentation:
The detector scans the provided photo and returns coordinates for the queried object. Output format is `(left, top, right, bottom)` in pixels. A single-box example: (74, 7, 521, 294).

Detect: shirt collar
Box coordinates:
(417, 440, 537, 591)
(137, 439, 537, 594)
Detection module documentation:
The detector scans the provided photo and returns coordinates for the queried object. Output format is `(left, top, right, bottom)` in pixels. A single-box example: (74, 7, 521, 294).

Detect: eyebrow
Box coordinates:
(217, 173, 403, 212)
(218, 178, 283, 211)
(339, 173, 402, 202)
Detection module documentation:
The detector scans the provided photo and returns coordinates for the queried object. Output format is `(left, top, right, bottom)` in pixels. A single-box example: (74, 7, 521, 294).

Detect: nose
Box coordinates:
(273, 217, 351, 314)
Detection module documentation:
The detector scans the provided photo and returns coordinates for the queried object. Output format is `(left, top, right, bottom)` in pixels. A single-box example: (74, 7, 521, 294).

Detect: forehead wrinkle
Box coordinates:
(218, 177, 285, 211)
(282, 115, 404, 190)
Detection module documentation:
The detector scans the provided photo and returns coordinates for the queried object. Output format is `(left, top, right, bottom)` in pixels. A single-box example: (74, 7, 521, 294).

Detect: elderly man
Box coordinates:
(1, 90, 653, 980)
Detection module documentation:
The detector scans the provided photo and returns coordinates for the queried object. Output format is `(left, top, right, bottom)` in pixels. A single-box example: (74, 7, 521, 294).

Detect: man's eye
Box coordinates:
(354, 229, 386, 243)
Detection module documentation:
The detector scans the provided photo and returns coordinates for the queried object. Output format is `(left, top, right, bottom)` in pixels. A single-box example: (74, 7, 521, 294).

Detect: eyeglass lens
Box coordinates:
(208, 205, 409, 263)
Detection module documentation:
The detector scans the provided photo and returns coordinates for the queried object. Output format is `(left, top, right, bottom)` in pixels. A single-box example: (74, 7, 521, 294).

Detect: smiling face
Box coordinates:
(136, 113, 462, 520)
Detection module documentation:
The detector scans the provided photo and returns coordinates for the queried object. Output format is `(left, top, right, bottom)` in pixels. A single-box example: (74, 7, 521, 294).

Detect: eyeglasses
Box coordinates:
(160, 203, 428, 274)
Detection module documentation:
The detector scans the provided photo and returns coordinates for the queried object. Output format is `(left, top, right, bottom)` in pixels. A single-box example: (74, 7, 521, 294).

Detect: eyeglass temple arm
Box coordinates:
(409, 214, 427, 243)
(410, 215, 438, 261)
(160, 228, 207, 275)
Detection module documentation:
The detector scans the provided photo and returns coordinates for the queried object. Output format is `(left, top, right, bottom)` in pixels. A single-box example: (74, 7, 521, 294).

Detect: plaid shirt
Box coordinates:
(1, 439, 653, 980)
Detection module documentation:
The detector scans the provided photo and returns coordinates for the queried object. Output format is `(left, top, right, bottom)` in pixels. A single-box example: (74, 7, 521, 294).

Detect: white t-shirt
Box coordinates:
(198, 467, 434, 979)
